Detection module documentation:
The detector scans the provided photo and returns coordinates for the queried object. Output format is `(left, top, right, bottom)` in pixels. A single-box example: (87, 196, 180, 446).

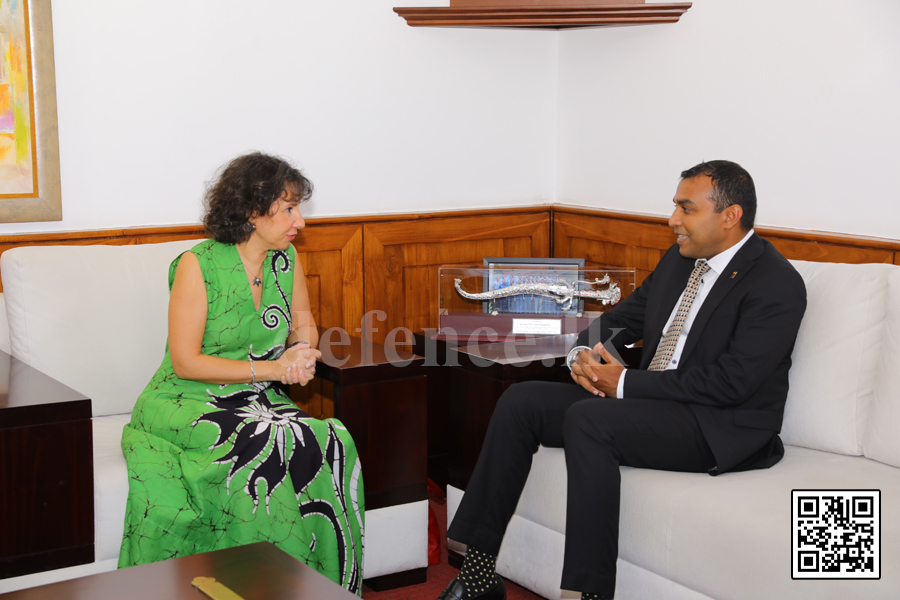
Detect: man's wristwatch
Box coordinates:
(566, 345, 592, 370)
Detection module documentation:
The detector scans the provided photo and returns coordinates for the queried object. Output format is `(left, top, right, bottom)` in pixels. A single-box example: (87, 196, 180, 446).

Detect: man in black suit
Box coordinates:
(437, 160, 807, 600)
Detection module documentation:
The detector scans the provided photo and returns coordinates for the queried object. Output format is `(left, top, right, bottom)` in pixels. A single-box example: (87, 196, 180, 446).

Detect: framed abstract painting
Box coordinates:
(0, 0, 61, 223)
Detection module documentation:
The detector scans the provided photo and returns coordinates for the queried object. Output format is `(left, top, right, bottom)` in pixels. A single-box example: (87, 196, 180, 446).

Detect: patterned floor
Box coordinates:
(362, 489, 545, 600)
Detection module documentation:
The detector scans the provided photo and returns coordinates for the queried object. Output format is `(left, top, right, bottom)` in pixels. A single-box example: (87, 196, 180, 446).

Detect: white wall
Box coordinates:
(557, 0, 900, 239)
(4, 1, 899, 239)
(0, 0, 557, 234)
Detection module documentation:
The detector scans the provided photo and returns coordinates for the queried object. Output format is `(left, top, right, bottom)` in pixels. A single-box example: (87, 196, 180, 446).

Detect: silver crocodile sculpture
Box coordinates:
(454, 275, 621, 313)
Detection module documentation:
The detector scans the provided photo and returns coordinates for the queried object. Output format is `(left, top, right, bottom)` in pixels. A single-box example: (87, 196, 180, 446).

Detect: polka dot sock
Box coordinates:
(581, 593, 611, 600)
(457, 546, 499, 599)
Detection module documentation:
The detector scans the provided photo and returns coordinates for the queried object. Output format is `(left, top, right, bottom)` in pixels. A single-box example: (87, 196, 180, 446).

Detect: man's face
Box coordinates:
(668, 175, 733, 260)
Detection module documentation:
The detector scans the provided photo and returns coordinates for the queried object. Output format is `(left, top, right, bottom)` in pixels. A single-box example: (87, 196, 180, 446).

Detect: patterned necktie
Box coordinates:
(648, 261, 711, 371)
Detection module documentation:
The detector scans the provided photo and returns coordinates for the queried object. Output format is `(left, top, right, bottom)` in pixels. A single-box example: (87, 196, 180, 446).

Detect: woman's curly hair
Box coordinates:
(203, 152, 313, 244)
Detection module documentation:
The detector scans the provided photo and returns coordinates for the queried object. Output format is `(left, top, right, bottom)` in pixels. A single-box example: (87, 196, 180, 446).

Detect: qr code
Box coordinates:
(792, 489, 880, 579)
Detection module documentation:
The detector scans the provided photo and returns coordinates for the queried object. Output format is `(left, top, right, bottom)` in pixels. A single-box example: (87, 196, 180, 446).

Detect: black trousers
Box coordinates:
(446, 380, 716, 598)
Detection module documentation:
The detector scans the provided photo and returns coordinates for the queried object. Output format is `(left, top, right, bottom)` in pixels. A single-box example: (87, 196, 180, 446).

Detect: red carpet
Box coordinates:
(362, 490, 545, 600)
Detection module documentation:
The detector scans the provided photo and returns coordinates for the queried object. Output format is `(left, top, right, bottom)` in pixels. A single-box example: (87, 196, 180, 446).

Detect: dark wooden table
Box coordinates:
(0, 351, 93, 579)
(419, 333, 642, 494)
(436, 334, 642, 567)
(0, 542, 357, 600)
(312, 334, 428, 590)
(446, 334, 576, 492)
(411, 330, 457, 491)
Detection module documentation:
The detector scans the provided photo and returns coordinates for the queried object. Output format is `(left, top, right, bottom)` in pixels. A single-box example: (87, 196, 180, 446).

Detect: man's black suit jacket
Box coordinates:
(576, 233, 807, 474)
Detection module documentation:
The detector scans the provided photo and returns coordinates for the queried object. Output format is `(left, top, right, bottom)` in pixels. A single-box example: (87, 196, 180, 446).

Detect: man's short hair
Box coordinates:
(680, 160, 756, 231)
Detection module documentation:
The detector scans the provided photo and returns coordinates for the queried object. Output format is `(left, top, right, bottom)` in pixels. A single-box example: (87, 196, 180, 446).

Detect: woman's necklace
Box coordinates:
(236, 248, 264, 287)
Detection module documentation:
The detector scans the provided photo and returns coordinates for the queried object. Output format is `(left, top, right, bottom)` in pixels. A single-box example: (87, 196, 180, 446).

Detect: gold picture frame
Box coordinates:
(0, 0, 61, 223)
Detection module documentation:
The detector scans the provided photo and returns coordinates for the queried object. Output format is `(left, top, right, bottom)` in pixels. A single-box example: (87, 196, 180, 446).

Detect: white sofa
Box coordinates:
(0, 240, 427, 593)
(448, 260, 900, 599)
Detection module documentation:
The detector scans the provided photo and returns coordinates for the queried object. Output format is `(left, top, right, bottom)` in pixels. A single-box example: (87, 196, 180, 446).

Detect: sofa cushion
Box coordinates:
(507, 446, 899, 600)
(780, 261, 894, 455)
(864, 265, 900, 468)
(1, 240, 200, 416)
(496, 518, 716, 600)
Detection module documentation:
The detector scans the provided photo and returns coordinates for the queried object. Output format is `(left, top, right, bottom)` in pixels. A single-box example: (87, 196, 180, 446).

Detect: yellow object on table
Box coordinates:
(191, 577, 245, 600)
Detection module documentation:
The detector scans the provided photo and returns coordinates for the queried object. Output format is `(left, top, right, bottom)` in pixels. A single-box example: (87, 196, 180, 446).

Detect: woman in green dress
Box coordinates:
(119, 153, 364, 595)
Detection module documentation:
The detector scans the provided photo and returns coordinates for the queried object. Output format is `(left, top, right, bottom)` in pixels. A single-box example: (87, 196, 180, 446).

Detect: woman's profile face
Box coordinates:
(249, 191, 305, 250)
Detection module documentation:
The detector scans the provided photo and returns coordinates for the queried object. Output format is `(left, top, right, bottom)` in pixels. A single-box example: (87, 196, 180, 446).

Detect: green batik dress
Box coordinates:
(119, 239, 364, 595)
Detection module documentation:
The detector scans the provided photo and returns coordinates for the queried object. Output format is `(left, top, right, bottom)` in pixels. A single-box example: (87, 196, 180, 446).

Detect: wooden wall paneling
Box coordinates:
(289, 224, 363, 420)
(502, 236, 539, 258)
(363, 212, 551, 345)
(566, 237, 663, 292)
(553, 206, 900, 275)
(292, 224, 364, 333)
(297, 205, 552, 226)
(398, 238, 530, 328)
(553, 210, 675, 252)
(0, 208, 896, 304)
(762, 236, 894, 264)
(553, 211, 675, 290)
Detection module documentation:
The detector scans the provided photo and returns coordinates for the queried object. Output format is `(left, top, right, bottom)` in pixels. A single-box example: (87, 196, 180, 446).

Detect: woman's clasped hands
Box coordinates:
(278, 342, 321, 386)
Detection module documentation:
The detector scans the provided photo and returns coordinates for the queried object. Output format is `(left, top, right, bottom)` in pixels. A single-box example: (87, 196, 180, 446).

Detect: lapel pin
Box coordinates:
(730, 271, 738, 279)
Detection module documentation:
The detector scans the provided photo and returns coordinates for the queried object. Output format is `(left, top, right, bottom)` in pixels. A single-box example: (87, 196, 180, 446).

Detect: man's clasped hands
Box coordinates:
(570, 344, 626, 398)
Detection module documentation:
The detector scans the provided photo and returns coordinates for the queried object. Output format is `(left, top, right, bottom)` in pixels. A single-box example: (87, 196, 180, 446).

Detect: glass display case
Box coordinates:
(437, 263, 636, 342)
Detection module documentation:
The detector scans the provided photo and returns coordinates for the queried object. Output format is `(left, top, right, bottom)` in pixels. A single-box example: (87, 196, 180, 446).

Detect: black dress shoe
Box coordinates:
(437, 576, 506, 600)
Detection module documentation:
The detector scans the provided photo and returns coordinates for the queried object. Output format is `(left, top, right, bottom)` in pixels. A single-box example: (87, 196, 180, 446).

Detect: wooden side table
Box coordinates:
(315, 334, 428, 511)
(0, 351, 93, 579)
(439, 334, 642, 567)
(420, 333, 642, 493)
(412, 332, 575, 492)
(310, 333, 428, 590)
(446, 334, 575, 492)
(411, 330, 456, 491)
